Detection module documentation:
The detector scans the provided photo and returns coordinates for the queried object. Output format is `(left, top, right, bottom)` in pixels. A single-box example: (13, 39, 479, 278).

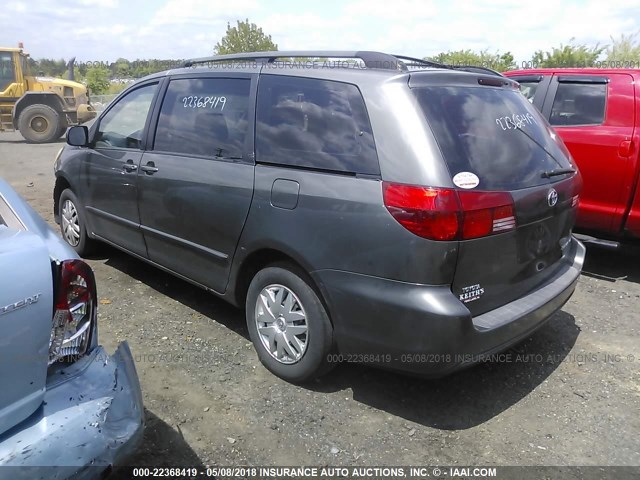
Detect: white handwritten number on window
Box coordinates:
(182, 96, 227, 110)
(495, 112, 536, 131)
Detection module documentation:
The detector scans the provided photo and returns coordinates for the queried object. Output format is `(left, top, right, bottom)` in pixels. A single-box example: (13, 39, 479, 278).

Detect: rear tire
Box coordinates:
(246, 265, 334, 383)
(59, 188, 95, 256)
(18, 104, 61, 143)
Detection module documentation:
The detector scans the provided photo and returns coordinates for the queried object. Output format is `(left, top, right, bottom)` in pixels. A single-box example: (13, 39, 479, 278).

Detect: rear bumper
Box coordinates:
(313, 236, 586, 376)
(0, 342, 144, 479)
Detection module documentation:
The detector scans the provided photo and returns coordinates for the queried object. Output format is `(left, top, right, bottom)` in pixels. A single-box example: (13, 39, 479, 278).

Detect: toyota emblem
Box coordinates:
(547, 188, 558, 207)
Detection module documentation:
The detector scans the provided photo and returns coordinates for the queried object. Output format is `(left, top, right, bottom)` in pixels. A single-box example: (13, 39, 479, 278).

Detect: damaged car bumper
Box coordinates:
(0, 342, 144, 479)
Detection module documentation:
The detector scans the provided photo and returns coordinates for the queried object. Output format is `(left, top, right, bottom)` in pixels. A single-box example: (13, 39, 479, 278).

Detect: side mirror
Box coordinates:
(67, 125, 89, 147)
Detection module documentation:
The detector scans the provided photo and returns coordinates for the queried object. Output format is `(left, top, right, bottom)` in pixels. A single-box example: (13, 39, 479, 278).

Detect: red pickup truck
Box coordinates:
(503, 69, 640, 245)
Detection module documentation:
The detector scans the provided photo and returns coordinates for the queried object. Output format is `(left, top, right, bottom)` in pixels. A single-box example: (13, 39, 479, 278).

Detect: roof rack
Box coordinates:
(393, 55, 504, 77)
(182, 51, 408, 71)
(181, 51, 505, 77)
(392, 55, 450, 70)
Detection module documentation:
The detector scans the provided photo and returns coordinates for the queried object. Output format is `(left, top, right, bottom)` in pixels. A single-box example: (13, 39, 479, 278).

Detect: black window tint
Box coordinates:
(96, 83, 158, 149)
(550, 83, 606, 126)
(256, 75, 379, 175)
(154, 78, 250, 159)
(414, 86, 573, 191)
(0, 52, 16, 91)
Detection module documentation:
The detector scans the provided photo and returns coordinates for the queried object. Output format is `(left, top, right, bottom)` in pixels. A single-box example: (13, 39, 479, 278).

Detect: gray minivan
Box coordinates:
(54, 51, 585, 382)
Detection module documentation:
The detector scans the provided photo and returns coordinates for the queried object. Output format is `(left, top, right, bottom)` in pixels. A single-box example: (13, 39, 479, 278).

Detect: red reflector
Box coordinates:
(383, 183, 516, 241)
(458, 191, 515, 239)
(383, 183, 460, 241)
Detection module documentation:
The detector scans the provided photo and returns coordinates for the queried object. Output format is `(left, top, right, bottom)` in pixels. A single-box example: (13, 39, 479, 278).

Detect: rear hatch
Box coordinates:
(412, 75, 580, 316)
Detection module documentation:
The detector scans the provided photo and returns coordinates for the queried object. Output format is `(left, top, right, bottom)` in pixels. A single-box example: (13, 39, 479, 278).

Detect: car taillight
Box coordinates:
(382, 183, 460, 240)
(383, 182, 516, 241)
(458, 190, 515, 239)
(49, 259, 96, 364)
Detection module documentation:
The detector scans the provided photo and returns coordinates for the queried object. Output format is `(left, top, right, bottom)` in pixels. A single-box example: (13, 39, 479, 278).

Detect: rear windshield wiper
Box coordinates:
(541, 168, 576, 178)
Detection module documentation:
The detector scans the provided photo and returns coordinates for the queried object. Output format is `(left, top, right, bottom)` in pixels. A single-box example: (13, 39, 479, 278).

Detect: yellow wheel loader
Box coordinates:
(0, 44, 96, 143)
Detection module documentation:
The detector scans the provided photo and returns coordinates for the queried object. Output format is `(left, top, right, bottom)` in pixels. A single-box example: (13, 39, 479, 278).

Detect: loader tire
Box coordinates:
(18, 104, 62, 144)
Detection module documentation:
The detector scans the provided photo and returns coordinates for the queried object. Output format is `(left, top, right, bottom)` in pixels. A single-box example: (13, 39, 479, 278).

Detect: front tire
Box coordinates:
(18, 104, 62, 143)
(246, 265, 334, 383)
(59, 188, 95, 256)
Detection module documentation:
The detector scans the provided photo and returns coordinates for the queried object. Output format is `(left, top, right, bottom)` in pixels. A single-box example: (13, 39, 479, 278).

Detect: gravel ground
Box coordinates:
(1, 131, 638, 476)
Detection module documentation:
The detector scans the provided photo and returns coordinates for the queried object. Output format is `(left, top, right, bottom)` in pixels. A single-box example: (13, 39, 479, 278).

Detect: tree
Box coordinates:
(531, 39, 605, 67)
(85, 66, 111, 94)
(112, 58, 131, 78)
(214, 19, 277, 55)
(606, 32, 640, 63)
(427, 49, 516, 72)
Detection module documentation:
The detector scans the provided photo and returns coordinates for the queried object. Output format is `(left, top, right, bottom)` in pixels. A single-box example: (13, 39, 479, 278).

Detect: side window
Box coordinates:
(256, 75, 379, 175)
(517, 82, 540, 102)
(154, 77, 250, 159)
(96, 83, 158, 149)
(550, 82, 607, 126)
(0, 53, 16, 91)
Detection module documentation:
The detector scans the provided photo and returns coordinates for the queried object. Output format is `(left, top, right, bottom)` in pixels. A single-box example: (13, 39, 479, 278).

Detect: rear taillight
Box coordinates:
(383, 182, 516, 241)
(382, 183, 460, 240)
(458, 190, 515, 239)
(49, 259, 96, 364)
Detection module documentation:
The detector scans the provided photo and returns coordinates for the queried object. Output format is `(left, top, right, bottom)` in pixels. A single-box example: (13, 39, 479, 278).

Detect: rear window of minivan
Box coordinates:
(414, 86, 573, 191)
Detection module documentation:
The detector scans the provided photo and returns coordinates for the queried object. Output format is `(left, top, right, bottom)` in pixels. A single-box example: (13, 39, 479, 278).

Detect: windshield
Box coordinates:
(414, 85, 573, 190)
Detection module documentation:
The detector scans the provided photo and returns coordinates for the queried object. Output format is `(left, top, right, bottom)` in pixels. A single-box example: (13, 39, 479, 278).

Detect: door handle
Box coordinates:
(140, 162, 159, 174)
(122, 160, 138, 173)
(618, 140, 635, 158)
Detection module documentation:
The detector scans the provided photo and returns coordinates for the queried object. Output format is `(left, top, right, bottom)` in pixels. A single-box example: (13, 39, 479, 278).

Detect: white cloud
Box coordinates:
(343, 0, 440, 20)
(2, 0, 639, 63)
(148, 0, 258, 26)
(78, 0, 119, 7)
(7, 1, 27, 13)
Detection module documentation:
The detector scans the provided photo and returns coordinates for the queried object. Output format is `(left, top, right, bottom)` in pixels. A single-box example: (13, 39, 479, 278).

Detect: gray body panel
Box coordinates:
(138, 152, 254, 293)
(235, 165, 457, 284)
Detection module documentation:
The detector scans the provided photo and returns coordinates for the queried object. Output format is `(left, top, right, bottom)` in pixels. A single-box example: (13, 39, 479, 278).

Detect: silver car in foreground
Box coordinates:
(0, 178, 143, 478)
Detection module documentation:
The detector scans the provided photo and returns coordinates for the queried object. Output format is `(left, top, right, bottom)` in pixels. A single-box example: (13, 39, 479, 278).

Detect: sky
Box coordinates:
(1, 0, 639, 64)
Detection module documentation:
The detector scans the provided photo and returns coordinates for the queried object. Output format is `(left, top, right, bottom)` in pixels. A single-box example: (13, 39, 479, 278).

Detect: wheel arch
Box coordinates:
(53, 174, 73, 223)
(230, 247, 333, 324)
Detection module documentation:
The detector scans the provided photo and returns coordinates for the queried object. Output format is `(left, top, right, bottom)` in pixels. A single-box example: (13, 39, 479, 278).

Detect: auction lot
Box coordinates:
(1, 131, 639, 472)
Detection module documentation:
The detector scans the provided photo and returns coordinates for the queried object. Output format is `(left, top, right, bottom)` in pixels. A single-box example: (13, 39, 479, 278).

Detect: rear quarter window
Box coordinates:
(414, 85, 573, 191)
(256, 75, 379, 175)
